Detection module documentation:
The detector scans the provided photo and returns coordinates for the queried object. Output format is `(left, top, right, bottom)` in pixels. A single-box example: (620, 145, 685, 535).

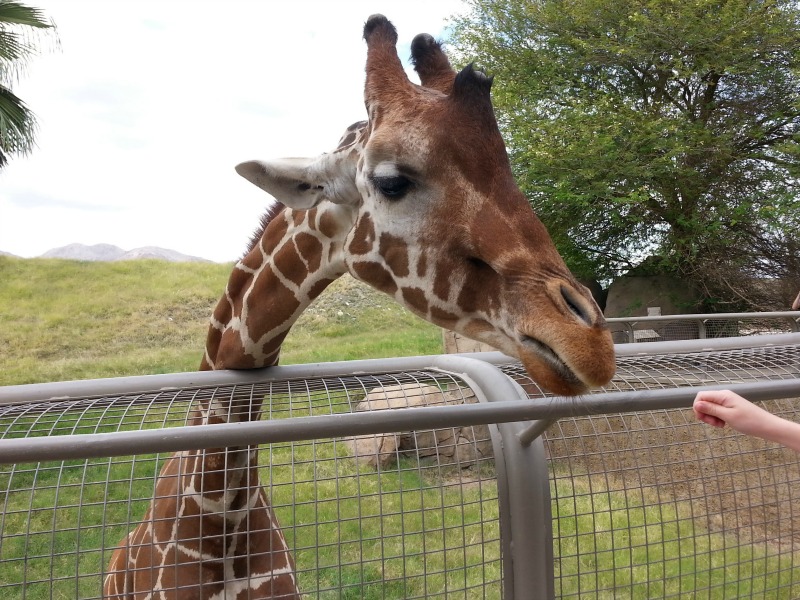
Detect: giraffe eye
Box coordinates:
(373, 175, 411, 199)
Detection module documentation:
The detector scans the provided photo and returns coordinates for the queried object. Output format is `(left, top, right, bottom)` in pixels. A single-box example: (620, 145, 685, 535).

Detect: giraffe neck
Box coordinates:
(103, 206, 320, 598)
(165, 202, 347, 512)
(202, 202, 354, 383)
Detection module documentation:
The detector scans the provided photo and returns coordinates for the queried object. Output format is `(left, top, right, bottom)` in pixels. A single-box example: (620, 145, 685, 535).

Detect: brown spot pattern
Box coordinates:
(433, 265, 452, 301)
(317, 210, 340, 238)
(105, 446, 299, 598)
(416, 253, 428, 278)
(216, 332, 257, 370)
(401, 287, 429, 314)
(261, 331, 290, 361)
(306, 207, 318, 231)
(202, 328, 221, 370)
(260, 213, 290, 256)
(379, 233, 410, 278)
(225, 268, 253, 310)
(457, 279, 491, 315)
(294, 232, 324, 273)
(247, 265, 303, 336)
(349, 214, 376, 255)
(352, 261, 398, 295)
(273, 240, 312, 288)
(430, 306, 460, 326)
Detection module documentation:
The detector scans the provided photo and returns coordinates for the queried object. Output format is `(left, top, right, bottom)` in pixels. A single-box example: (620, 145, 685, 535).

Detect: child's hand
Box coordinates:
(694, 389, 800, 452)
(693, 390, 772, 436)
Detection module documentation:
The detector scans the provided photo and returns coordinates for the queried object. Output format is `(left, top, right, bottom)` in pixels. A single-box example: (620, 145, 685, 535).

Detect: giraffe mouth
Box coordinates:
(519, 335, 583, 389)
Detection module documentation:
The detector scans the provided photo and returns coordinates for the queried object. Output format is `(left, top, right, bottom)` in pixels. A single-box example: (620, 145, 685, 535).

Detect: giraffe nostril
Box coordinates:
(561, 285, 592, 326)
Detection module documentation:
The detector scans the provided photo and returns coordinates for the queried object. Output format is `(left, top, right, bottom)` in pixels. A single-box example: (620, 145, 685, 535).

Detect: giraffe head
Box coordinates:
(235, 15, 614, 395)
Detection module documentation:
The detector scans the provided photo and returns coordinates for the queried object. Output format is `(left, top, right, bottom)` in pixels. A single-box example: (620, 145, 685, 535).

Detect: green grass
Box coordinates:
(550, 472, 800, 599)
(0, 415, 502, 598)
(0, 257, 450, 597)
(4, 446, 799, 599)
(0, 256, 443, 386)
(279, 446, 502, 598)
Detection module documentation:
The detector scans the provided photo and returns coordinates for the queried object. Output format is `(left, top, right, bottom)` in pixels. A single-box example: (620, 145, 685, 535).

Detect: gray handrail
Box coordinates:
(2, 379, 799, 464)
(5, 332, 799, 405)
(606, 311, 800, 342)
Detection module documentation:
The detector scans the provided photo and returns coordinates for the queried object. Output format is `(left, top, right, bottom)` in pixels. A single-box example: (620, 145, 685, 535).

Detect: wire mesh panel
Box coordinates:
(500, 344, 800, 599)
(2, 341, 800, 599)
(607, 312, 800, 344)
(0, 371, 502, 599)
(545, 401, 800, 599)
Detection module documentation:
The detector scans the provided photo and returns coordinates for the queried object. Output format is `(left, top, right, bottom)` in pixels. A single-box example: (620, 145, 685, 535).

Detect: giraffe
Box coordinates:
(103, 14, 615, 599)
(793, 290, 800, 310)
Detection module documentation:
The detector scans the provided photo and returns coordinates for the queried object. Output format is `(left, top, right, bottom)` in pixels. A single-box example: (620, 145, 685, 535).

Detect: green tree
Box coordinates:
(0, 0, 56, 169)
(450, 0, 800, 308)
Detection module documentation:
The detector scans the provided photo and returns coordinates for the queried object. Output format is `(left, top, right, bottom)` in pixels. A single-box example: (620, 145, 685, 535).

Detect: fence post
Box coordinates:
(425, 356, 556, 600)
(496, 421, 555, 600)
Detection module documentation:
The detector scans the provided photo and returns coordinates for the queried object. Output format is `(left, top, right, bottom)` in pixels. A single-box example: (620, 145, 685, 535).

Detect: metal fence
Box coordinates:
(607, 311, 800, 344)
(1, 335, 799, 599)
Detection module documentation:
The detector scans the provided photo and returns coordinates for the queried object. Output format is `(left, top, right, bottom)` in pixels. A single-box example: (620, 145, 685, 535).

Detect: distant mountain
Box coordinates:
(0, 250, 19, 258)
(41, 243, 126, 261)
(116, 246, 211, 263)
(40, 243, 210, 263)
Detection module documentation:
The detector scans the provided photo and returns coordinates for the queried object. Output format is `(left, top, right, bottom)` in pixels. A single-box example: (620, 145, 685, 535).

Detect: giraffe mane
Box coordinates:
(243, 201, 285, 258)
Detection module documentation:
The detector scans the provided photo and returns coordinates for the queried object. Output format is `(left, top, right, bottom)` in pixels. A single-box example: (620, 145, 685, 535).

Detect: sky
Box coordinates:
(1, 0, 466, 262)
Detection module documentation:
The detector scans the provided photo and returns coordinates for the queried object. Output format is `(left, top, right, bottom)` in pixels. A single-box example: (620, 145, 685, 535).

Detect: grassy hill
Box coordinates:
(0, 257, 443, 386)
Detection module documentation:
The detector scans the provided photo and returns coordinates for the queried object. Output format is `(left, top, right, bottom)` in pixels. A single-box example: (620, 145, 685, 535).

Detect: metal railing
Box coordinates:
(608, 311, 800, 343)
(1, 335, 799, 598)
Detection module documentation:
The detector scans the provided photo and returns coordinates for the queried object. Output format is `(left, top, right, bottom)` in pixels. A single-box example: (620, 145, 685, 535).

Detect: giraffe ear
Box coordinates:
(235, 155, 358, 209)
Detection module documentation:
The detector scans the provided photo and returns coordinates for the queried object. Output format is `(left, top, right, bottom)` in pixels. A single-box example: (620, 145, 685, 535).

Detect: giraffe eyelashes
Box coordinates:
(467, 256, 498, 276)
(372, 175, 412, 199)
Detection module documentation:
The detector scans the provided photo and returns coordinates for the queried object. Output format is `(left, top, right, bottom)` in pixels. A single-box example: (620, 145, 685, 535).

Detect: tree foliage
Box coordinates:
(0, 0, 56, 169)
(450, 0, 800, 308)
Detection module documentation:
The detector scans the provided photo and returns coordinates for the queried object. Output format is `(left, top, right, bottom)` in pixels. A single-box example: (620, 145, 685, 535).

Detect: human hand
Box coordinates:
(692, 389, 774, 437)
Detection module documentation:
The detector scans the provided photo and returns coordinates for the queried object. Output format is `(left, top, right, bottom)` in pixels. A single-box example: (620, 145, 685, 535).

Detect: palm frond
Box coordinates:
(0, 1, 56, 168)
(0, 1, 57, 82)
(0, 29, 25, 62)
(0, 81, 36, 158)
(0, 1, 51, 29)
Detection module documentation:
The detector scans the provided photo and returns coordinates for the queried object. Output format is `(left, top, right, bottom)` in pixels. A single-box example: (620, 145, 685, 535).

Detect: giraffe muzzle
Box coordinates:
(519, 335, 585, 393)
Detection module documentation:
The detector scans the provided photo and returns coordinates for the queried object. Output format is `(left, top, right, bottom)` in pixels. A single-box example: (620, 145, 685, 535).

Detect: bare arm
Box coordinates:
(693, 390, 800, 453)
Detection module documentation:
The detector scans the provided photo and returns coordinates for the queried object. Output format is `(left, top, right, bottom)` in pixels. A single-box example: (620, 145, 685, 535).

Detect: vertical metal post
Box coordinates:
(788, 316, 799, 332)
(402, 358, 559, 600)
(425, 356, 556, 600)
(497, 421, 555, 600)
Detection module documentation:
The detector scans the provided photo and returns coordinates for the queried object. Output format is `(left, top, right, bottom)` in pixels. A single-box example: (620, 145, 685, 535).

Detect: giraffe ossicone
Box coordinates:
(103, 14, 614, 599)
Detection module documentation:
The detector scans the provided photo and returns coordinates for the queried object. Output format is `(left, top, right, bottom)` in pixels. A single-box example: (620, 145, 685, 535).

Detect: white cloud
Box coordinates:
(0, 0, 465, 261)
